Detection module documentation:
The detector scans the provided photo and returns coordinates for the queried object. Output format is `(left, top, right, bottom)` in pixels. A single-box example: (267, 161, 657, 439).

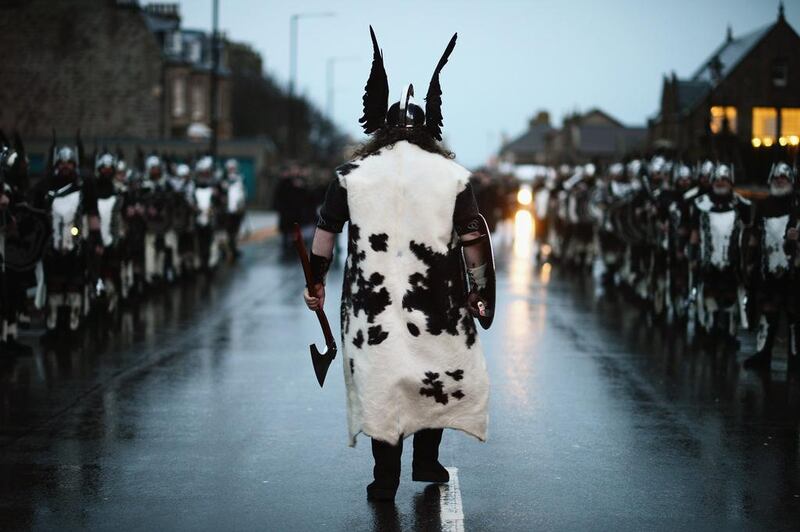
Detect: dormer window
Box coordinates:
(169, 31, 182, 56)
(189, 40, 202, 63)
(772, 58, 788, 88)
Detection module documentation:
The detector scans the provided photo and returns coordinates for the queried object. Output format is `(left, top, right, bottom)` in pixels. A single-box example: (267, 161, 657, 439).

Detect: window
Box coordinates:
(780, 108, 800, 146)
(709, 106, 737, 134)
(189, 40, 202, 63)
(772, 59, 788, 88)
(168, 31, 182, 56)
(191, 84, 205, 121)
(172, 77, 186, 118)
(752, 107, 777, 146)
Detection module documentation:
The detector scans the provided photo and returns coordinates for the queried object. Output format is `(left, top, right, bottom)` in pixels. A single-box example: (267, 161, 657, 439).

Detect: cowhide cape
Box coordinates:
(336, 140, 489, 446)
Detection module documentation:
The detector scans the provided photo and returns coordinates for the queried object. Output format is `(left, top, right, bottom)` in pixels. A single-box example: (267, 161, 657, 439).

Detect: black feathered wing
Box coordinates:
(424, 33, 457, 142)
(359, 26, 389, 134)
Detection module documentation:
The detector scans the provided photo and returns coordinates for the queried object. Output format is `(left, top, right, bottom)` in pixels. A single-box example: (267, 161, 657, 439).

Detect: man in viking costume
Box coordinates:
(688, 164, 752, 345)
(302, 27, 493, 502)
(743, 162, 799, 370)
(36, 133, 101, 333)
(0, 132, 45, 355)
(85, 149, 124, 315)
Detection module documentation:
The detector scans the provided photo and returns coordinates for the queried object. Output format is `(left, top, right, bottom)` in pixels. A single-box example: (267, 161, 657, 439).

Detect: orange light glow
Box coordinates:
(517, 186, 532, 206)
(513, 209, 533, 259)
(539, 262, 552, 285)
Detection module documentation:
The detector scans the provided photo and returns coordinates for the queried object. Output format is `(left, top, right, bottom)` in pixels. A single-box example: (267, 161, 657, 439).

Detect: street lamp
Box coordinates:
(288, 11, 335, 157)
(289, 12, 336, 97)
(326, 56, 359, 119)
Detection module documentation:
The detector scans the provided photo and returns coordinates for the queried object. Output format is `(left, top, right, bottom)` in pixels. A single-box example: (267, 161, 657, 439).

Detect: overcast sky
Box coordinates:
(179, 0, 799, 168)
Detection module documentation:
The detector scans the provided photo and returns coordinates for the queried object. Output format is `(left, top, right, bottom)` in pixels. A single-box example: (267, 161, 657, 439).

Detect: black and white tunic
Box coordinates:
(318, 141, 489, 446)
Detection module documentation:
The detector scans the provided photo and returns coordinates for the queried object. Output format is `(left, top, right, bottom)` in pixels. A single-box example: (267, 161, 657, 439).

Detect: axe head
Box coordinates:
(310, 342, 337, 387)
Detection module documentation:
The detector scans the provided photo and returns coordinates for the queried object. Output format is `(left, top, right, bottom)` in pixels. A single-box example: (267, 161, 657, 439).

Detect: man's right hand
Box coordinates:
(304, 283, 325, 311)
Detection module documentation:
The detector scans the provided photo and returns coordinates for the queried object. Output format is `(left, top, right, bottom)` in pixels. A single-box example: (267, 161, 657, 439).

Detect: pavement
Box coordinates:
(1, 214, 800, 531)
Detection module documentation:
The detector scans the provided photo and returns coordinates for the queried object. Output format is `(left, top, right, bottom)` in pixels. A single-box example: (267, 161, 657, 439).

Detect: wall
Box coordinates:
(0, 0, 164, 140)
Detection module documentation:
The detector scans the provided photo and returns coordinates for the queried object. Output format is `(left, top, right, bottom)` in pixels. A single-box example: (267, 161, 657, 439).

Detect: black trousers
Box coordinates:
(371, 429, 443, 485)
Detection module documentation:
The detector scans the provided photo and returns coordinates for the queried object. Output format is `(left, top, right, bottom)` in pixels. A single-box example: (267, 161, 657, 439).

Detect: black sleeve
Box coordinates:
(453, 182, 481, 235)
(316, 177, 349, 233)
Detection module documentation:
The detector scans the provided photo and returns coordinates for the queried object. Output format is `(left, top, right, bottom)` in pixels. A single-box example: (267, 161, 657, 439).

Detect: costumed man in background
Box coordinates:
(222, 159, 246, 261)
(140, 154, 175, 285)
(743, 162, 799, 370)
(118, 157, 146, 298)
(302, 27, 493, 502)
(688, 163, 752, 346)
(193, 156, 220, 271)
(170, 163, 197, 278)
(0, 132, 46, 355)
(86, 149, 124, 315)
(666, 163, 697, 322)
(37, 134, 101, 334)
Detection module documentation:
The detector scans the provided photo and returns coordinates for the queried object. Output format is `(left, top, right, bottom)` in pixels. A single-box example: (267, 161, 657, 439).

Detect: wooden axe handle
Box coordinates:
(293, 224, 336, 346)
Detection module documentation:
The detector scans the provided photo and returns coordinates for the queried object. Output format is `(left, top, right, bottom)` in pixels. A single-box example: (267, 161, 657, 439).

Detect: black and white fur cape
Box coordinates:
(337, 140, 489, 446)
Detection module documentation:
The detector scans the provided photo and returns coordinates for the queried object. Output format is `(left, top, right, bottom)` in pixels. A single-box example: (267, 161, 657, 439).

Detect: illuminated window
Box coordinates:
(710, 106, 737, 134)
(191, 84, 205, 121)
(781, 108, 800, 137)
(752, 107, 777, 142)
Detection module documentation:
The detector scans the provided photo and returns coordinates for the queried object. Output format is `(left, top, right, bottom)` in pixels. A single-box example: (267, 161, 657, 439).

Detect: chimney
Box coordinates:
(726, 24, 733, 43)
(144, 3, 181, 22)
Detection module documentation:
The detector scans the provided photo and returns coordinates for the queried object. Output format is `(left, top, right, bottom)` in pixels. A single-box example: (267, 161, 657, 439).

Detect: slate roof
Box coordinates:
(501, 123, 553, 156)
(577, 126, 647, 155)
(675, 79, 712, 114)
(691, 24, 771, 83)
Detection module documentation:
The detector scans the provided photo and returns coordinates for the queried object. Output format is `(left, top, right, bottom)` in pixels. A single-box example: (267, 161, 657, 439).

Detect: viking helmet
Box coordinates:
(672, 163, 692, 184)
(145, 155, 162, 173)
(359, 26, 457, 141)
(176, 163, 191, 179)
(697, 160, 715, 178)
(195, 155, 214, 174)
(768, 161, 795, 183)
(608, 163, 624, 178)
(712, 163, 734, 184)
(95, 150, 116, 172)
(626, 159, 642, 179)
(55, 146, 78, 165)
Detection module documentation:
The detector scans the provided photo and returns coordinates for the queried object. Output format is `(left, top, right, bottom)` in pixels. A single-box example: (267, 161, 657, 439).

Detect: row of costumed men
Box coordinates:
(526, 156, 799, 372)
(0, 132, 246, 355)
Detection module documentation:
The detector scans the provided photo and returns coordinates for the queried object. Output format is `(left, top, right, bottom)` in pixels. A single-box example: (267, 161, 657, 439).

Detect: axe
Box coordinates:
(293, 224, 337, 387)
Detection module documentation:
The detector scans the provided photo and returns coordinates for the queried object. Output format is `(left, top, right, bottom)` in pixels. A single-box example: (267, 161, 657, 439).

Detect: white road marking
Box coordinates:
(439, 467, 465, 532)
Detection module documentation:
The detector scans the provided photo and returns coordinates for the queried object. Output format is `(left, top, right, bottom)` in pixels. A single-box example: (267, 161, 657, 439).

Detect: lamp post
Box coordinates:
(209, 0, 220, 159)
(326, 56, 358, 120)
(288, 12, 335, 158)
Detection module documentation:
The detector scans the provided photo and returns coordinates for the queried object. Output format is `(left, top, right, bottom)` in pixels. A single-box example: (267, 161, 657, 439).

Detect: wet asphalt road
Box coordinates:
(2, 218, 800, 531)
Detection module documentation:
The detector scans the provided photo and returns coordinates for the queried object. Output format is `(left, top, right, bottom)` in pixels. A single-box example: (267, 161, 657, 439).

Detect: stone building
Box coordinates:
(648, 4, 800, 178)
(500, 109, 645, 167)
(498, 111, 554, 165)
(544, 109, 646, 166)
(0, 0, 231, 142)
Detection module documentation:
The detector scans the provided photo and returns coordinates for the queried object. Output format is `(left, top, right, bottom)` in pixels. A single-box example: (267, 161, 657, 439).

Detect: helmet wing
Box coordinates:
(424, 33, 457, 142)
(359, 26, 389, 134)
